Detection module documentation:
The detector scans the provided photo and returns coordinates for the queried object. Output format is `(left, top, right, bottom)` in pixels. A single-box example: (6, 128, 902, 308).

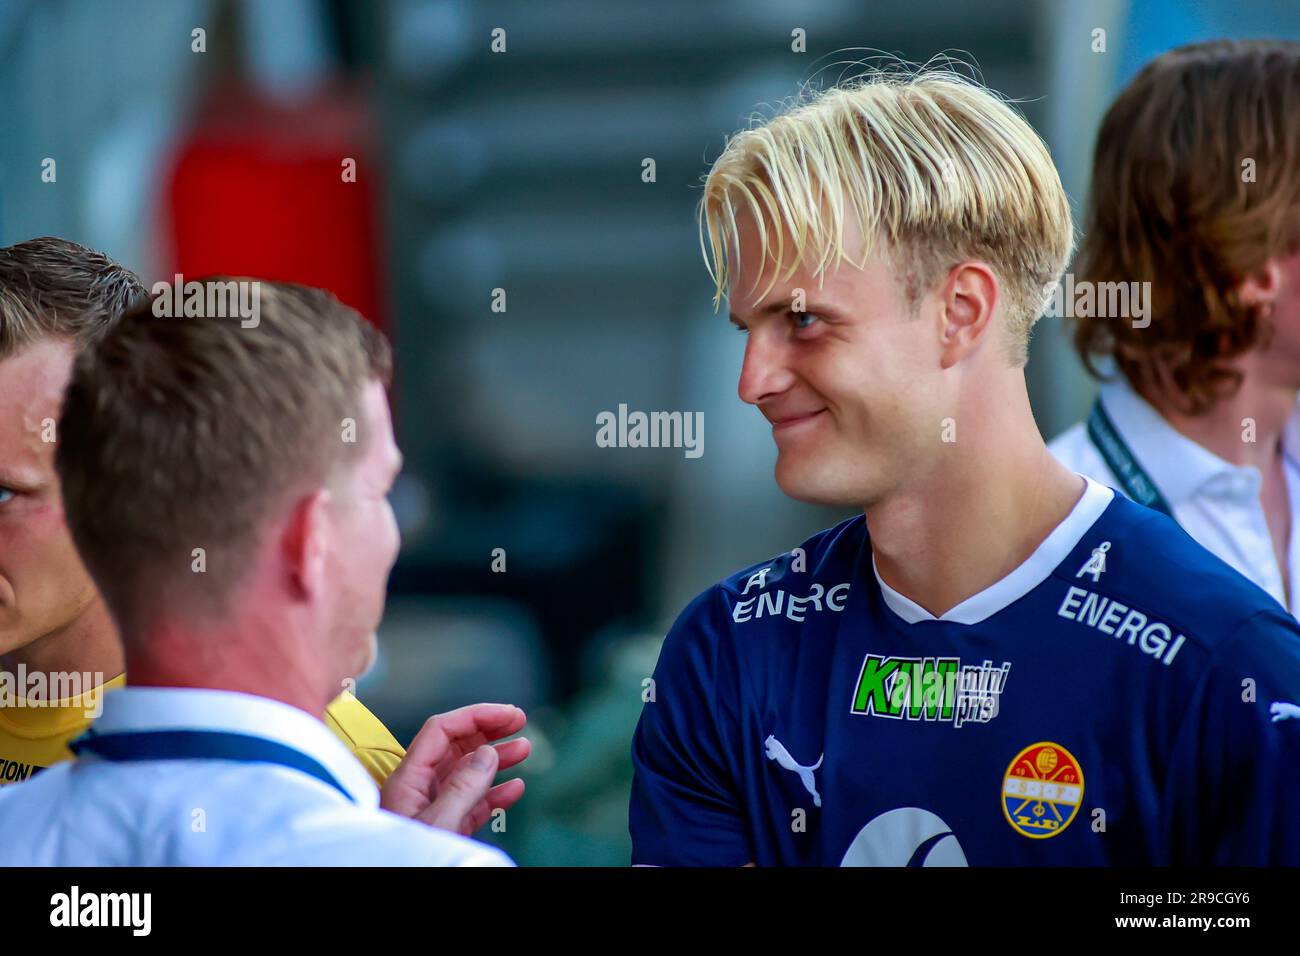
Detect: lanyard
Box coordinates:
(1086, 399, 1177, 521)
(70, 728, 354, 802)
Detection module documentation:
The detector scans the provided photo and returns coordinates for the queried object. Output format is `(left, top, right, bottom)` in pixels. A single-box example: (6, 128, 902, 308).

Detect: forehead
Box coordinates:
(726, 210, 894, 317)
(0, 339, 76, 477)
(355, 379, 400, 472)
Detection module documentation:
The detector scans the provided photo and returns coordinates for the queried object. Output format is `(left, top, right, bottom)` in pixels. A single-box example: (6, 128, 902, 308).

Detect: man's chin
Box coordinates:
(774, 459, 861, 508)
(354, 631, 379, 680)
(335, 633, 379, 694)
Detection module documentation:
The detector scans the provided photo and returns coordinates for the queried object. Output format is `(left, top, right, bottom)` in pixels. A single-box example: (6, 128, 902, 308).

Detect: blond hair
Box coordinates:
(699, 65, 1074, 365)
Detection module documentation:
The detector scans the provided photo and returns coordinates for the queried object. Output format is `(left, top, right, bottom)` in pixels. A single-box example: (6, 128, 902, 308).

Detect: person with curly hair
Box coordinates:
(1051, 40, 1300, 614)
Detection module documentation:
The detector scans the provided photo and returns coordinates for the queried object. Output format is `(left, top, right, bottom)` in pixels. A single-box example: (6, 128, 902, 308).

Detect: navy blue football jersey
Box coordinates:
(630, 478, 1300, 865)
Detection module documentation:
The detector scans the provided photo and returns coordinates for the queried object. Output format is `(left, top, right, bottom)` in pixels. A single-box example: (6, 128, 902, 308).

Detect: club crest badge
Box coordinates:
(1002, 741, 1084, 839)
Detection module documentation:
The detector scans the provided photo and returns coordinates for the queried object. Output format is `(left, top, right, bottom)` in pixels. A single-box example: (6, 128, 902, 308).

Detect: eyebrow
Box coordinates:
(729, 297, 844, 326)
(728, 298, 798, 326)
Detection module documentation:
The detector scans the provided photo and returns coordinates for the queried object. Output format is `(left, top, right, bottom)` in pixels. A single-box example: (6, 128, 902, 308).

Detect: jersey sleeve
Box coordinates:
(629, 587, 751, 866)
(1163, 608, 1300, 864)
(323, 692, 407, 787)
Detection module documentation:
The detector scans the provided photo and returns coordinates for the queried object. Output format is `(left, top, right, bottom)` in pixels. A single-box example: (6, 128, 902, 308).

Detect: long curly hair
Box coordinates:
(1073, 40, 1300, 414)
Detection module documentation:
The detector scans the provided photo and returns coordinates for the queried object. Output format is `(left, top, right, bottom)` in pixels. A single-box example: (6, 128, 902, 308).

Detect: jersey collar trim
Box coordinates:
(873, 475, 1114, 625)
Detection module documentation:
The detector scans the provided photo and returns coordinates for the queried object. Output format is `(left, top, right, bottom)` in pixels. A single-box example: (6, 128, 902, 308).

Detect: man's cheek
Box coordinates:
(24, 498, 75, 545)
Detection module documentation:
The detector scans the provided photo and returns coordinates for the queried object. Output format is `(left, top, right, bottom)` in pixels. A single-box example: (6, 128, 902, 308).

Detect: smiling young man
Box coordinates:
(629, 67, 1300, 865)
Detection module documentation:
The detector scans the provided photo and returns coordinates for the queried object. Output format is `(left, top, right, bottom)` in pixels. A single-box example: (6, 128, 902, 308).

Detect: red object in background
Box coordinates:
(163, 82, 387, 334)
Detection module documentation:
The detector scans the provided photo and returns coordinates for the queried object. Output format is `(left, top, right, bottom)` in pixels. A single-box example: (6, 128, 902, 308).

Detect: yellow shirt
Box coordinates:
(0, 676, 404, 788)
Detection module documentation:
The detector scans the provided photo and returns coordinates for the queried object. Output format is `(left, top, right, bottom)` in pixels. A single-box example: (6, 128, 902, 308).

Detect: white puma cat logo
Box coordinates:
(1270, 701, 1300, 722)
(764, 734, 823, 807)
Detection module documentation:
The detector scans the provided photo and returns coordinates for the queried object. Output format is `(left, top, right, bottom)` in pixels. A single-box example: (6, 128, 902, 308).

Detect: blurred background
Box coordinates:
(0, 0, 1296, 865)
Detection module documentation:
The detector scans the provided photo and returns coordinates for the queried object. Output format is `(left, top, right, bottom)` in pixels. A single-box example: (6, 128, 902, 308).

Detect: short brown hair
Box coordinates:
(56, 279, 393, 634)
(1073, 40, 1300, 413)
(0, 237, 147, 358)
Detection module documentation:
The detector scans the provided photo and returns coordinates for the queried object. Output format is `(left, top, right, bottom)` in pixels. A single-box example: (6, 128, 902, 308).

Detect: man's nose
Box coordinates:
(737, 331, 795, 406)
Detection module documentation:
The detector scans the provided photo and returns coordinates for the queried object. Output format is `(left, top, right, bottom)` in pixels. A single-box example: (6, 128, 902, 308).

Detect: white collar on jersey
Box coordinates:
(872, 474, 1115, 625)
(87, 685, 380, 806)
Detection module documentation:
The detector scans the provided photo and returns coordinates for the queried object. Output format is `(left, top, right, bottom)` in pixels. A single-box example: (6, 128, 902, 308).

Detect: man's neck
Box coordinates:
(868, 379, 1085, 619)
(123, 622, 329, 720)
(1139, 372, 1296, 470)
(0, 598, 125, 688)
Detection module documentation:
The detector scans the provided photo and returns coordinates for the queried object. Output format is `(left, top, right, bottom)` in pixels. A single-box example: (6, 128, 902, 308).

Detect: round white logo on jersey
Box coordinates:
(840, 808, 968, 867)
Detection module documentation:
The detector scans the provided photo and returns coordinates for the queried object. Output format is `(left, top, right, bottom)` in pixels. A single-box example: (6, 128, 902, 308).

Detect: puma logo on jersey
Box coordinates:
(764, 734, 823, 807)
(1271, 701, 1300, 722)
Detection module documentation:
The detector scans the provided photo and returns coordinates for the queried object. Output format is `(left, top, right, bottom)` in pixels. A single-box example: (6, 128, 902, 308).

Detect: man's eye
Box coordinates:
(0, 487, 14, 506)
(731, 323, 749, 334)
(793, 311, 821, 330)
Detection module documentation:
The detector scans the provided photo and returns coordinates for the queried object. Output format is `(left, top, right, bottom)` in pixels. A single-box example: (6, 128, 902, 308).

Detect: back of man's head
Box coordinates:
(55, 279, 398, 683)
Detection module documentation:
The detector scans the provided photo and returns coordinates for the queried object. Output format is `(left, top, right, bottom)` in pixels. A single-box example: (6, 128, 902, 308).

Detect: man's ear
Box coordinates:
(282, 487, 332, 600)
(1235, 259, 1282, 309)
(936, 261, 999, 369)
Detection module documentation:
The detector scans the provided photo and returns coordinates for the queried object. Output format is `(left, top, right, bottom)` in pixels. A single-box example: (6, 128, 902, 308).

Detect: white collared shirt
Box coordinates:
(1049, 378, 1300, 614)
(0, 686, 513, 867)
